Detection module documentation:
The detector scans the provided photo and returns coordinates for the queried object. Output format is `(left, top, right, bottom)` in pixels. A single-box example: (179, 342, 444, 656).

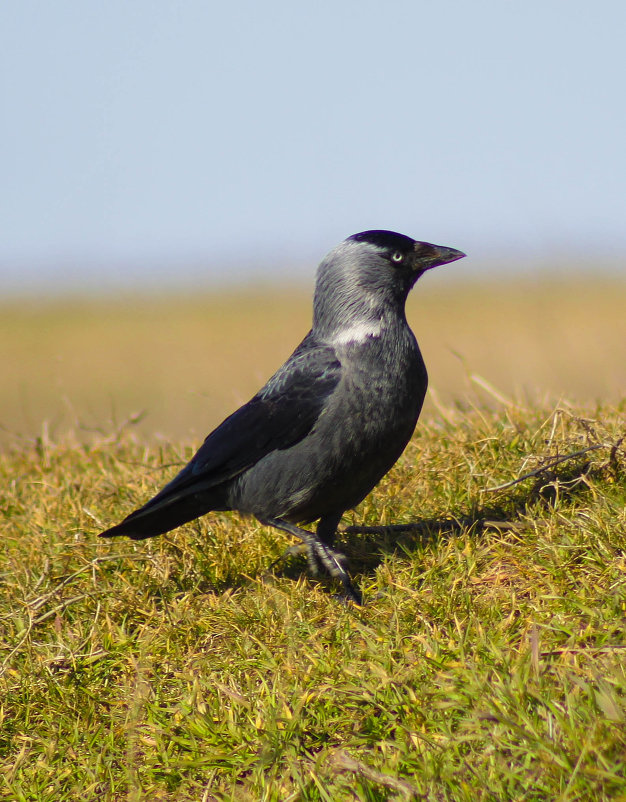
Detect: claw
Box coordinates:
(262, 516, 363, 604)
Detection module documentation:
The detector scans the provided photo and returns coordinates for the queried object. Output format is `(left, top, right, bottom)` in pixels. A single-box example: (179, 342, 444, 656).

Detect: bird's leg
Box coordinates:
(262, 516, 362, 605)
(310, 513, 342, 573)
(284, 513, 340, 575)
(315, 514, 338, 547)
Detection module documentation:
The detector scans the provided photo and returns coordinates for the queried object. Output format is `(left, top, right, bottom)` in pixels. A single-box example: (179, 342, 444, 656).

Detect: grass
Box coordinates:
(1, 280, 625, 798)
(1, 396, 625, 800)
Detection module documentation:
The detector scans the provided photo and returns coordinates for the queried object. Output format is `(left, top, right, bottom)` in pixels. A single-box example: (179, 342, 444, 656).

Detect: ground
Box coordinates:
(1, 283, 625, 799)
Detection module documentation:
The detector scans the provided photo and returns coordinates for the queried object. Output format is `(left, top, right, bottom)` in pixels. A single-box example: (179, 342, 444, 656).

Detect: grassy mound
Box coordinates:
(1, 401, 625, 800)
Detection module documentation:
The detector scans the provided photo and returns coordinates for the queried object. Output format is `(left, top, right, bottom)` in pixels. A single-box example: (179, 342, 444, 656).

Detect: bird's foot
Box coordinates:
(278, 543, 309, 560)
(308, 540, 361, 603)
(268, 543, 314, 573)
(270, 541, 349, 581)
(262, 517, 362, 605)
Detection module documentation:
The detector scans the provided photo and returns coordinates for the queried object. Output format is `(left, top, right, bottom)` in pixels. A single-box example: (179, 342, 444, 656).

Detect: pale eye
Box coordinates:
(391, 251, 404, 263)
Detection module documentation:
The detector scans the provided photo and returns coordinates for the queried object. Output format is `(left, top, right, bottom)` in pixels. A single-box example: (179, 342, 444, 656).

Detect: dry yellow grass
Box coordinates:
(1, 275, 625, 448)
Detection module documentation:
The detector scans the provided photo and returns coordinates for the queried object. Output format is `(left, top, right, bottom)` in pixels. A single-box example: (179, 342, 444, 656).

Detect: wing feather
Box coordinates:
(101, 336, 341, 534)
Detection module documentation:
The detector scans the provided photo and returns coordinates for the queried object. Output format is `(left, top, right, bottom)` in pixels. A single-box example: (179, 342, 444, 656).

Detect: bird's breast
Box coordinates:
(339, 327, 426, 398)
(323, 329, 427, 451)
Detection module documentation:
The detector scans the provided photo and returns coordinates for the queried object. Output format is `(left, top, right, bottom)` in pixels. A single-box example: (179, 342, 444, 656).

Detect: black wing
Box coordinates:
(100, 335, 341, 538)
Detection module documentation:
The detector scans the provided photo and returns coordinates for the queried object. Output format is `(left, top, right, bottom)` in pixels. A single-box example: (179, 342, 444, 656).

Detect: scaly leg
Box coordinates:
(262, 515, 362, 605)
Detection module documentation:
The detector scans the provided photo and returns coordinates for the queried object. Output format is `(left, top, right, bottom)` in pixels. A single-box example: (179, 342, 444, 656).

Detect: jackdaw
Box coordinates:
(100, 231, 465, 603)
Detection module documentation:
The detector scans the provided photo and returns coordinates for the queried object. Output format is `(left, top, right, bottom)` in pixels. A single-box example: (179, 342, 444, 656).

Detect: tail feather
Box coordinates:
(100, 493, 220, 540)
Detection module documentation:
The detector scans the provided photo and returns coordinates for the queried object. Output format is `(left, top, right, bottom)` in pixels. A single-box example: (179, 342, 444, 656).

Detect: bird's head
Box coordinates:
(313, 230, 465, 337)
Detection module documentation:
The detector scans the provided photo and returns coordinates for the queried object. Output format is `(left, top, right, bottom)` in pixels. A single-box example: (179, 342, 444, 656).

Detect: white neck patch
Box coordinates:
(331, 320, 383, 346)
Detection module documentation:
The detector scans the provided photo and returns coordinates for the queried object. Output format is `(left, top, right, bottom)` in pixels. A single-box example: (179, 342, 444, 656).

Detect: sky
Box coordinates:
(2, 1, 625, 292)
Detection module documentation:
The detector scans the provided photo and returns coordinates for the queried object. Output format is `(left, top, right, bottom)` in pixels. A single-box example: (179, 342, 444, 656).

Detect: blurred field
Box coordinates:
(1, 275, 625, 448)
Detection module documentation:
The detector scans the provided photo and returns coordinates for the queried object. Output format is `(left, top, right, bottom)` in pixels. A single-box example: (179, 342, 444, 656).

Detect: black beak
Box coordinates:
(433, 245, 466, 265)
(416, 242, 466, 271)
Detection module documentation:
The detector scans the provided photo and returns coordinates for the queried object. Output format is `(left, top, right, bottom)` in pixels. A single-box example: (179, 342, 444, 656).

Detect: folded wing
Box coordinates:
(100, 337, 341, 539)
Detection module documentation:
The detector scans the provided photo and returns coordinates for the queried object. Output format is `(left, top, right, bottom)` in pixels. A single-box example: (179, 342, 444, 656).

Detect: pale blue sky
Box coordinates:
(2, 1, 625, 291)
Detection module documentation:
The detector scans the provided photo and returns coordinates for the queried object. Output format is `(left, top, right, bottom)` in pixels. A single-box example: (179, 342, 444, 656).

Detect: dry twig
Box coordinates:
(328, 749, 423, 799)
(483, 443, 607, 493)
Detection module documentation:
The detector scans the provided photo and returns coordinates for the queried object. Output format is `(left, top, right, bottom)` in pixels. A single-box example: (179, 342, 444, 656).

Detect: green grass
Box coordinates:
(1, 400, 625, 800)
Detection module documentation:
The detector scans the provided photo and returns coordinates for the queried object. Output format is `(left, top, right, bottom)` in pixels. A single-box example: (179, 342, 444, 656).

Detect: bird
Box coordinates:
(100, 231, 465, 603)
